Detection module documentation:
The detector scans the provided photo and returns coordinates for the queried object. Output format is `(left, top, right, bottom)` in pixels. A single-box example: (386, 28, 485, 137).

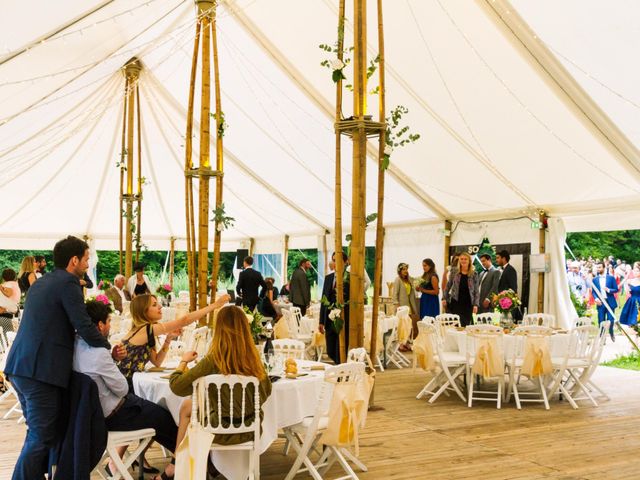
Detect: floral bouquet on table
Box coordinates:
(155, 283, 172, 299)
(85, 293, 114, 312)
(492, 289, 521, 314)
(97, 279, 112, 291)
(243, 306, 264, 343)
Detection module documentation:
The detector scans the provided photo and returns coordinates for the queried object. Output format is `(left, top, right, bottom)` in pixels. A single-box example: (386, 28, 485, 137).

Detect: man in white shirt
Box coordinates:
(73, 299, 177, 476)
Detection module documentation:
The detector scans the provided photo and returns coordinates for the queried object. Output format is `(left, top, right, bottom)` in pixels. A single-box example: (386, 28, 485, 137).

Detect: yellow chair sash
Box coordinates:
(521, 337, 552, 378)
(397, 315, 412, 344)
(274, 317, 290, 339)
(310, 330, 325, 348)
(471, 337, 503, 379)
(412, 332, 435, 372)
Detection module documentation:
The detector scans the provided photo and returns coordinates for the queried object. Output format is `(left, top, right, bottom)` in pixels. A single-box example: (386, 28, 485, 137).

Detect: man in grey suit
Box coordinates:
(289, 258, 311, 316)
(478, 254, 501, 313)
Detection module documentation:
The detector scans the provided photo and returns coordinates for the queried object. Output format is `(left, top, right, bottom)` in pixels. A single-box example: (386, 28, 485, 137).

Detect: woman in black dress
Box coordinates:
(260, 277, 281, 321)
(442, 252, 479, 327)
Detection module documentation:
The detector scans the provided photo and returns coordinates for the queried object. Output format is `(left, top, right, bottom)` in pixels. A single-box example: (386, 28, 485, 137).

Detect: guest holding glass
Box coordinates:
(417, 258, 439, 319)
(442, 252, 479, 327)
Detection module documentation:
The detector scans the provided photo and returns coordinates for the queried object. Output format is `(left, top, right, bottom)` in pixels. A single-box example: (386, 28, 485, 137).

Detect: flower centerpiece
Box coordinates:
(243, 306, 264, 343)
(97, 279, 112, 291)
(492, 289, 521, 324)
(321, 296, 345, 333)
(156, 283, 172, 299)
(86, 294, 114, 312)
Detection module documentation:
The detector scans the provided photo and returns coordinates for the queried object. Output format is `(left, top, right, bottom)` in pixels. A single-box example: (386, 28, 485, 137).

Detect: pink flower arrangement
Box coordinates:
(492, 289, 521, 314)
(156, 283, 173, 298)
(163, 283, 172, 292)
(95, 294, 111, 306)
(498, 297, 513, 310)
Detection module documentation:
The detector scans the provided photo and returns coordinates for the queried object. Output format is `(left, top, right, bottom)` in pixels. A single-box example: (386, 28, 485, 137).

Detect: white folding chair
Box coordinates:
(284, 363, 366, 480)
(465, 325, 505, 409)
(284, 308, 312, 346)
(273, 339, 306, 360)
(194, 374, 261, 480)
(384, 317, 410, 369)
(573, 317, 593, 328)
(505, 326, 553, 409)
(569, 321, 610, 403)
(474, 312, 500, 325)
(94, 429, 156, 480)
(434, 314, 461, 341)
(415, 322, 467, 404)
(421, 316, 435, 325)
(522, 313, 555, 327)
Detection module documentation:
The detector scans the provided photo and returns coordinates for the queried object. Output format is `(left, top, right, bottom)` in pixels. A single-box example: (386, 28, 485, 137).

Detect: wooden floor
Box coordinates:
(2, 362, 640, 480)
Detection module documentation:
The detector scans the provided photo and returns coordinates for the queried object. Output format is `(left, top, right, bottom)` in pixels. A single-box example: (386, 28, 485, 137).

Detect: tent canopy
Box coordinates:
(1, 0, 639, 251)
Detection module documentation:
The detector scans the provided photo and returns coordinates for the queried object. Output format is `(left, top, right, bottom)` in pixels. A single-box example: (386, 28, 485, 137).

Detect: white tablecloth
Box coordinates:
(444, 329, 570, 358)
(133, 360, 328, 478)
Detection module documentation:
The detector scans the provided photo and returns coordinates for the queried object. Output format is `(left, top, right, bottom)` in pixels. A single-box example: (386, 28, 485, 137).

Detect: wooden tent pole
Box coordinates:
(118, 78, 128, 275)
(197, 9, 212, 311)
(123, 59, 141, 280)
(444, 219, 452, 268)
(370, 0, 386, 365)
(210, 2, 225, 294)
(185, 18, 201, 312)
(538, 211, 546, 312)
(283, 234, 290, 285)
(334, 0, 346, 363)
(348, 0, 367, 351)
(135, 83, 143, 263)
(169, 237, 175, 289)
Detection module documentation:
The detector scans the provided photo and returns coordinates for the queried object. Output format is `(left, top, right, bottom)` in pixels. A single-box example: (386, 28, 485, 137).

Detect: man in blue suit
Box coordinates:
(590, 261, 618, 342)
(4, 236, 115, 479)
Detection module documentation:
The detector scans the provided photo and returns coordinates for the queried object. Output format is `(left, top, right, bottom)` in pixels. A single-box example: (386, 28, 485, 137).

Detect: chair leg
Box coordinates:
(467, 369, 474, 408)
(342, 447, 368, 472)
(538, 376, 550, 410)
(330, 446, 359, 480)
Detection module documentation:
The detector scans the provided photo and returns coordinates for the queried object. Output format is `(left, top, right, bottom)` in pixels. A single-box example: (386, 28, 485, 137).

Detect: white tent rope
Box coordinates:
(435, 0, 640, 195)
(85, 104, 122, 233)
(406, 0, 537, 207)
(0, 99, 110, 228)
(0, 78, 121, 185)
(144, 71, 330, 231)
(0, 74, 119, 162)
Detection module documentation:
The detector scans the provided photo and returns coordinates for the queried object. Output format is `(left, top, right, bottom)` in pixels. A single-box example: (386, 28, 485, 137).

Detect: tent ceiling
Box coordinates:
(1, 0, 639, 249)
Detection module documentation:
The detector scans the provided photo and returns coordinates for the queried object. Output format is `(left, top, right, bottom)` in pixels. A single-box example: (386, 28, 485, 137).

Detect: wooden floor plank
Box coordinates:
(1, 364, 640, 479)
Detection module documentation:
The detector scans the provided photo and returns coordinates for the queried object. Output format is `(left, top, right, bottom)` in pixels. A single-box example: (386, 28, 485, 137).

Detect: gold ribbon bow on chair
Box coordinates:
(412, 332, 435, 372)
(521, 337, 552, 378)
(472, 338, 503, 379)
(321, 382, 368, 456)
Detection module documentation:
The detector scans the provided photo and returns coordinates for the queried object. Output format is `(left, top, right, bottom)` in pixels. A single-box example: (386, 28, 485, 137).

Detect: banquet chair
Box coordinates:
(189, 326, 210, 359)
(273, 339, 306, 360)
(347, 347, 376, 373)
(193, 374, 261, 480)
(415, 322, 467, 404)
(290, 306, 303, 327)
(571, 321, 610, 403)
(283, 309, 313, 348)
(284, 363, 366, 480)
(548, 324, 602, 409)
(465, 325, 505, 409)
(573, 317, 594, 327)
(0, 330, 24, 423)
(474, 312, 500, 325)
(505, 326, 553, 409)
(384, 317, 410, 369)
(522, 313, 555, 327)
(434, 314, 461, 341)
(94, 429, 156, 480)
(421, 316, 435, 325)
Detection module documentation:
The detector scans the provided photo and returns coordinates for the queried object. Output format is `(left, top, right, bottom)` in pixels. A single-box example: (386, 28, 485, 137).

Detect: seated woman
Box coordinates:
(168, 305, 272, 476)
(117, 293, 230, 392)
(259, 277, 281, 321)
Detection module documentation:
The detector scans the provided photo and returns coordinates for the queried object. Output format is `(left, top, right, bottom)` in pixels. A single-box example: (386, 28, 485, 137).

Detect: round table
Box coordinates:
(444, 329, 571, 357)
(133, 359, 328, 477)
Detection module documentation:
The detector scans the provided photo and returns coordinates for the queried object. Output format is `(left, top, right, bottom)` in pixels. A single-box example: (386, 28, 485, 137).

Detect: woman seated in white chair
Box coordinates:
(168, 306, 272, 477)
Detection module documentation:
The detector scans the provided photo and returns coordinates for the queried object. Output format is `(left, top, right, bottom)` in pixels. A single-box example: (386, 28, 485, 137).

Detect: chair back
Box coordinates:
(192, 374, 260, 440)
(465, 326, 504, 379)
(290, 306, 303, 326)
(570, 324, 600, 361)
(509, 326, 553, 371)
(0, 326, 7, 354)
(272, 338, 306, 359)
(282, 308, 298, 337)
(347, 347, 367, 363)
(189, 326, 210, 358)
(474, 312, 500, 325)
(421, 316, 435, 325)
(522, 313, 555, 327)
(573, 317, 593, 327)
(434, 314, 461, 340)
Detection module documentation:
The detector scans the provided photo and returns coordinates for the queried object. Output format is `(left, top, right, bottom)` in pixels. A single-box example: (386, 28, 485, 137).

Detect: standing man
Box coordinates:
(105, 274, 131, 314)
(319, 252, 348, 364)
(590, 261, 618, 342)
(478, 254, 501, 313)
(34, 255, 47, 279)
(236, 256, 266, 312)
(496, 249, 521, 320)
(4, 236, 117, 480)
(290, 258, 311, 316)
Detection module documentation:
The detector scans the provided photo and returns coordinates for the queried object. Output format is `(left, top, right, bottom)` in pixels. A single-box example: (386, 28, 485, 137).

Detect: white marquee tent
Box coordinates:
(2, 0, 639, 324)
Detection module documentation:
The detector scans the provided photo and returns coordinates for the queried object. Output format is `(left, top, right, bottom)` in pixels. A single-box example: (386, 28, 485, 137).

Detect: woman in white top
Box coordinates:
(127, 262, 154, 298)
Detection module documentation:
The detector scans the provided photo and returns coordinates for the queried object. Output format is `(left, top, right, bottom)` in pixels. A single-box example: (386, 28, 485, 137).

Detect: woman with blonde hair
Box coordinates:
(167, 305, 272, 478)
(18, 255, 37, 294)
(442, 251, 479, 326)
(117, 293, 230, 392)
(392, 263, 420, 351)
